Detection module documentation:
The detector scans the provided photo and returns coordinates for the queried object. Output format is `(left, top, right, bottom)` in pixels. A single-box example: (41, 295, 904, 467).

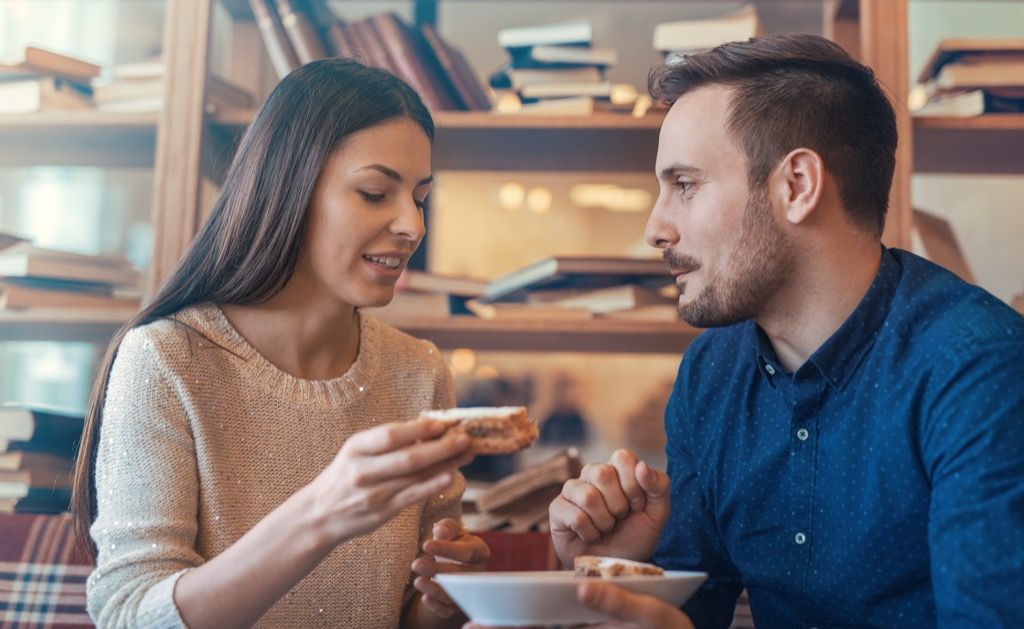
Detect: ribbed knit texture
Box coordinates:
(87, 303, 460, 628)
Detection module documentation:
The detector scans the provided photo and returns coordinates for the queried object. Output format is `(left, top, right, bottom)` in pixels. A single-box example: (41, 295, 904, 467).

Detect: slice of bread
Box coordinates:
(419, 406, 537, 454)
(574, 555, 664, 578)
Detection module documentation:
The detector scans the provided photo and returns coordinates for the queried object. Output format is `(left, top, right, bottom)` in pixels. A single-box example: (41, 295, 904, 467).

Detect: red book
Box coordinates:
(369, 13, 456, 111)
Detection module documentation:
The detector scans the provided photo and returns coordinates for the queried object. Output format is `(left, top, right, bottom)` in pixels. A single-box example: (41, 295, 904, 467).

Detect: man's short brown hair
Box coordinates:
(649, 33, 897, 236)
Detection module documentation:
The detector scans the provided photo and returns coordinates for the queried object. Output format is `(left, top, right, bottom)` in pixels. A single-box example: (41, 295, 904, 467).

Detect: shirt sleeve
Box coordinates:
(654, 362, 743, 629)
(922, 337, 1024, 627)
(86, 327, 204, 628)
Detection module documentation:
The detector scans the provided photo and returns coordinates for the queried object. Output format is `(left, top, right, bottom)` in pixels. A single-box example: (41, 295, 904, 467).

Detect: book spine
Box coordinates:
(299, 0, 348, 58)
(274, 0, 326, 64)
(249, 0, 301, 79)
(369, 14, 454, 111)
(418, 24, 476, 111)
(346, 19, 393, 71)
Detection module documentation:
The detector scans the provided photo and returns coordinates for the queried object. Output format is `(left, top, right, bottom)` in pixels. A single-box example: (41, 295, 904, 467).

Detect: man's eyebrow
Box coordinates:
(357, 164, 433, 186)
(658, 163, 706, 181)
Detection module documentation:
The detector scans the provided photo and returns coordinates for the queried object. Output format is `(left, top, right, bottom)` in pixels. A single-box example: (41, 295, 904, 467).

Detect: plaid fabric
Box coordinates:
(0, 514, 93, 628)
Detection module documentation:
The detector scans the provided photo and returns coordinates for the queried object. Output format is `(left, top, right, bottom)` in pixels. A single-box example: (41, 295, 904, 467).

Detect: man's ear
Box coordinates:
(771, 148, 825, 226)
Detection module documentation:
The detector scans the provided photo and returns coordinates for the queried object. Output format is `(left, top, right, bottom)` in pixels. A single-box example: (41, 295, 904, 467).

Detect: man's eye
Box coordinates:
(360, 191, 386, 203)
(675, 181, 694, 195)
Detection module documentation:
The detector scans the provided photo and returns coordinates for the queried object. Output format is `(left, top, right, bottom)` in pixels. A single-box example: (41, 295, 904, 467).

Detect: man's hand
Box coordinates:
(411, 518, 490, 619)
(575, 581, 695, 629)
(462, 582, 693, 629)
(549, 449, 671, 567)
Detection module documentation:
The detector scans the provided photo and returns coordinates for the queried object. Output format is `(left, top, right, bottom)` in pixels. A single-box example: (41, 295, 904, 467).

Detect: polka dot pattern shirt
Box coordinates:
(654, 248, 1024, 628)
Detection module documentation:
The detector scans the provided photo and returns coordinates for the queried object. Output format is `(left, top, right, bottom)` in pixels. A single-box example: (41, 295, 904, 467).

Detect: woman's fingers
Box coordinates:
(351, 433, 471, 484)
(345, 420, 448, 456)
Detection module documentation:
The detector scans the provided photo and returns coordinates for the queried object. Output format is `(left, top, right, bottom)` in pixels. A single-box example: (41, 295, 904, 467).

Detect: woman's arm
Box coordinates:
(174, 421, 472, 628)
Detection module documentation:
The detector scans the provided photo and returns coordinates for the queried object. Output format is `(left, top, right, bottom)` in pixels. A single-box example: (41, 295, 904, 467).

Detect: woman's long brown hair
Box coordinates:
(71, 58, 434, 558)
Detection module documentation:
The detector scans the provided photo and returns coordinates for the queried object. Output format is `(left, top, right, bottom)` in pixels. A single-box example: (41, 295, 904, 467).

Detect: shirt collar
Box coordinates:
(808, 246, 899, 390)
(751, 246, 900, 390)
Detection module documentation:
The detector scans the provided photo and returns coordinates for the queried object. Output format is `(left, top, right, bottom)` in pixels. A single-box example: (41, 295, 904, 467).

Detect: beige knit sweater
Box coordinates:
(87, 304, 461, 628)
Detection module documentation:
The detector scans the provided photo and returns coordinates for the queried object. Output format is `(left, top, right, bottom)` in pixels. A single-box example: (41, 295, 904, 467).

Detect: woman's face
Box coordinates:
(298, 117, 432, 309)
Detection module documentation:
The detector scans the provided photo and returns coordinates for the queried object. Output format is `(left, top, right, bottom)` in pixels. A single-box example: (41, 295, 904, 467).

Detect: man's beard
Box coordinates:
(669, 186, 792, 328)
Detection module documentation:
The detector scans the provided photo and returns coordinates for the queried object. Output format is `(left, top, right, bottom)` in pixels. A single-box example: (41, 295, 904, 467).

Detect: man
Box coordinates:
(541, 33, 1024, 628)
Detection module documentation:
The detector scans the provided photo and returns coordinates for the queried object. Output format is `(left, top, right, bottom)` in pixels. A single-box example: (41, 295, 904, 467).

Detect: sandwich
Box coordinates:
(420, 406, 537, 454)
(574, 555, 664, 578)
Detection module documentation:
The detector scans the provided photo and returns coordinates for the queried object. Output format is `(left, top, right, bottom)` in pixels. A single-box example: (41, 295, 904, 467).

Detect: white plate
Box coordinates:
(436, 570, 707, 627)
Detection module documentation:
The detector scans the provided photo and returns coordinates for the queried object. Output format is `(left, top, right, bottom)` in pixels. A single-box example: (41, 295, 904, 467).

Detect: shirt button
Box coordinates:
(795, 532, 807, 545)
(765, 363, 776, 375)
(796, 428, 809, 441)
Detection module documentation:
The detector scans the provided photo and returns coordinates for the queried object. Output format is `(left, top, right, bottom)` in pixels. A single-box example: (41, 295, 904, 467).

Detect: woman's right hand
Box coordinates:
(305, 419, 473, 545)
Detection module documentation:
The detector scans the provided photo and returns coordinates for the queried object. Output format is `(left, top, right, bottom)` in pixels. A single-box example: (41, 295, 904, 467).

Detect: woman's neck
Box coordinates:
(220, 277, 361, 381)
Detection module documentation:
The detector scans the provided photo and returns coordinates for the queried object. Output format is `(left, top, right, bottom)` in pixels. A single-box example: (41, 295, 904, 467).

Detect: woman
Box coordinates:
(71, 59, 489, 628)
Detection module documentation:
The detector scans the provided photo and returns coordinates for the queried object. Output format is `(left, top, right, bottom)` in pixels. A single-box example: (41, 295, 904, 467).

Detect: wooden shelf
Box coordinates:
(913, 114, 1024, 174)
(0, 111, 158, 168)
(0, 309, 133, 343)
(209, 109, 664, 173)
(386, 315, 700, 353)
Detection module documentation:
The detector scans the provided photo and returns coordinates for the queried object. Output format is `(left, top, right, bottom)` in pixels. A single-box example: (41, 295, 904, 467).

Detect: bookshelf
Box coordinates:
(0, 111, 157, 168)
(914, 115, 1024, 174)
(0, 310, 130, 343)
(155, 0, 1021, 357)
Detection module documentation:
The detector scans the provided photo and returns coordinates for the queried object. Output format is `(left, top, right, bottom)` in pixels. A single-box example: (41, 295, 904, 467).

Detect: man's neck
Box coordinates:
(757, 239, 882, 373)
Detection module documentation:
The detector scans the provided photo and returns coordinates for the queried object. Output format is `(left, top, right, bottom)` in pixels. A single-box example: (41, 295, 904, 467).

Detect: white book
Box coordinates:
(0, 77, 92, 114)
(499, 20, 593, 49)
(502, 96, 595, 116)
(0, 242, 140, 288)
(520, 80, 612, 100)
(508, 67, 603, 90)
(914, 89, 985, 117)
(527, 45, 617, 67)
(653, 4, 760, 53)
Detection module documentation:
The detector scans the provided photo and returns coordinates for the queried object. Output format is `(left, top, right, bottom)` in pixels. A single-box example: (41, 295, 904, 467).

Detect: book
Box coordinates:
(527, 284, 674, 315)
(935, 58, 1024, 90)
(494, 66, 604, 90)
(916, 37, 1024, 85)
(498, 21, 592, 49)
(0, 281, 141, 311)
(601, 304, 681, 322)
(0, 466, 72, 496)
(347, 18, 394, 71)
(519, 80, 612, 100)
(370, 13, 457, 111)
(0, 450, 73, 475)
(0, 46, 101, 82)
(653, 4, 760, 53)
(502, 95, 595, 116)
(399, 270, 487, 297)
(0, 231, 29, 251)
(0, 242, 140, 288)
(476, 449, 581, 513)
(0, 406, 83, 455)
(508, 45, 618, 68)
(480, 256, 672, 304)
(110, 58, 163, 80)
(913, 89, 985, 117)
(249, 0, 301, 78)
(362, 290, 471, 322)
(92, 76, 163, 104)
(467, 301, 593, 322)
(274, 0, 327, 64)
(299, 0, 349, 58)
(420, 23, 491, 111)
(0, 76, 92, 114)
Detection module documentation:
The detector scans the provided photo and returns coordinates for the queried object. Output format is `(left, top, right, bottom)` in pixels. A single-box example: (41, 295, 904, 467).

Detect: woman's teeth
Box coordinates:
(365, 255, 401, 269)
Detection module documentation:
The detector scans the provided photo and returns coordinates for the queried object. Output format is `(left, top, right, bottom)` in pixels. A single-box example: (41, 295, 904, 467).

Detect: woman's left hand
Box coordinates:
(411, 518, 490, 619)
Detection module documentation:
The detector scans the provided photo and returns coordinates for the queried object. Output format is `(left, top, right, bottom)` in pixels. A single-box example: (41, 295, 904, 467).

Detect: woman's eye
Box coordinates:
(360, 191, 386, 203)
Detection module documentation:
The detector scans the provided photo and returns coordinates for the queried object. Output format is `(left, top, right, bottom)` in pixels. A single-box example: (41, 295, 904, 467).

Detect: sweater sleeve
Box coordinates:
(86, 326, 204, 628)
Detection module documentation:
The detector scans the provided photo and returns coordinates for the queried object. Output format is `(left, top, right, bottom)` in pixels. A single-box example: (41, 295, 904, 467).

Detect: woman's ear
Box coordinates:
(772, 148, 825, 226)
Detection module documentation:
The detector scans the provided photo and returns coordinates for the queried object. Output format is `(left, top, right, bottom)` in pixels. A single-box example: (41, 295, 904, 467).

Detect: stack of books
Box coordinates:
(463, 449, 582, 533)
(468, 256, 678, 322)
(0, 406, 83, 514)
(91, 58, 254, 115)
(652, 4, 761, 64)
(489, 20, 623, 116)
(0, 46, 99, 114)
(0, 237, 141, 313)
(248, 0, 490, 111)
(912, 38, 1024, 117)
(362, 270, 486, 322)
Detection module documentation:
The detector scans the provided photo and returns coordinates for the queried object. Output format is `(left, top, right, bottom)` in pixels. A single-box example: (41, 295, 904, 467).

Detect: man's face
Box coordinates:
(645, 85, 793, 328)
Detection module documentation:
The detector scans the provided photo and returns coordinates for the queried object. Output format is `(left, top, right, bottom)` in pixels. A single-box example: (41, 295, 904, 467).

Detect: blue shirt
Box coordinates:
(653, 248, 1024, 628)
